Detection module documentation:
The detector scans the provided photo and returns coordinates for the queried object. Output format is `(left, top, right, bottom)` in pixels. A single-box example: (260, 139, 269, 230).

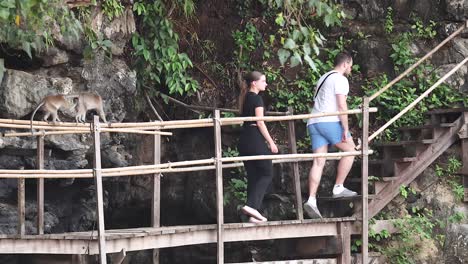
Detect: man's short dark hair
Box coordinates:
(334, 51, 352, 67)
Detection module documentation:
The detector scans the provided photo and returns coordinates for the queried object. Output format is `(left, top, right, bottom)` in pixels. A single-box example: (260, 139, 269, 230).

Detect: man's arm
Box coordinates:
(336, 94, 349, 141)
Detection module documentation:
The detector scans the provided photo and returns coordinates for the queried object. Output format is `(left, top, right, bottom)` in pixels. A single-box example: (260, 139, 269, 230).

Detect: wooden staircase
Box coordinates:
(363, 108, 468, 218)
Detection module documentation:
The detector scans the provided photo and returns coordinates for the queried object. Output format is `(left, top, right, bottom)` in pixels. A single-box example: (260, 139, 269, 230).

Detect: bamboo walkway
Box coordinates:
(0, 107, 376, 264)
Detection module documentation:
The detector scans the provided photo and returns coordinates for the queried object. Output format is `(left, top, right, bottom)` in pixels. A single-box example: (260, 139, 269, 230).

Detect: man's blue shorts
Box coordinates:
(307, 122, 351, 151)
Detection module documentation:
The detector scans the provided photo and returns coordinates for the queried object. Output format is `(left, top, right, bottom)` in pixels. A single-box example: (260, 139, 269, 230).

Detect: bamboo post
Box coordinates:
(37, 132, 45, 234)
(287, 107, 303, 220)
(152, 133, 161, 264)
(337, 222, 351, 264)
(17, 175, 25, 236)
(213, 110, 224, 263)
(361, 97, 370, 264)
(460, 112, 468, 202)
(92, 116, 107, 264)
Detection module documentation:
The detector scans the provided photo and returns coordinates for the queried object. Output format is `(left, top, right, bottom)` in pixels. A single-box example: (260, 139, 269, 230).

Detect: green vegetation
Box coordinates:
(384, 7, 394, 34)
(102, 0, 125, 20)
(222, 147, 247, 207)
(271, 0, 346, 70)
(233, 22, 262, 70)
(363, 157, 465, 263)
(359, 18, 467, 140)
(0, 0, 82, 57)
(435, 157, 464, 201)
(131, 0, 199, 96)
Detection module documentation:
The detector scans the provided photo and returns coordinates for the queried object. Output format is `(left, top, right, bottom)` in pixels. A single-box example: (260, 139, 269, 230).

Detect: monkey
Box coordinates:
(30, 94, 71, 133)
(74, 93, 107, 123)
(30, 92, 107, 134)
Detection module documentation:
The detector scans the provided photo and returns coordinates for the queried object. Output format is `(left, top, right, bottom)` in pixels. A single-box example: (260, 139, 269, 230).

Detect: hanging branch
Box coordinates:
(144, 91, 163, 121)
(193, 63, 219, 89)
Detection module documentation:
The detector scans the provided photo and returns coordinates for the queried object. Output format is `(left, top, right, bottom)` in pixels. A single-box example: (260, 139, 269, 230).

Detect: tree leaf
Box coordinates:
(22, 42, 32, 58)
(303, 43, 311, 56)
(292, 29, 301, 41)
(312, 43, 320, 55)
(283, 38, 296, 49)
(304, 54, 317, 71)
(290, 52, 302, 68)
(275, 12, 285, 26)
(277, 48, 291, 66)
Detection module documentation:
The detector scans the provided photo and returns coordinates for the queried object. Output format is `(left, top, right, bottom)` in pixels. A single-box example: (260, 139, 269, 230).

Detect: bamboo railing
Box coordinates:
(369, 57, 468, 142)
(0, 106, 374, 264)
(366, 22, 468, 142)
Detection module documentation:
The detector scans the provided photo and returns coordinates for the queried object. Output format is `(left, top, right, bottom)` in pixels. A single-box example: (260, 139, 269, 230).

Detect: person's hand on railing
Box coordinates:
(355, 138, 363, 150)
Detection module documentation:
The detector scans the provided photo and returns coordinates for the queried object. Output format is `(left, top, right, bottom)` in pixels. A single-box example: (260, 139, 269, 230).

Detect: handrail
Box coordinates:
(369, 23, 466, 102)
(368, 57, 468, 142)
(0, 150, 373, 179)
(0, 108, 378, 132)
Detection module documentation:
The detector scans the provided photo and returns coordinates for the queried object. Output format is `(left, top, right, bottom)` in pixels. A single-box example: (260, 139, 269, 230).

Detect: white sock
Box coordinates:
(307, 196, 317, 207)
(333, 184, 344, 195)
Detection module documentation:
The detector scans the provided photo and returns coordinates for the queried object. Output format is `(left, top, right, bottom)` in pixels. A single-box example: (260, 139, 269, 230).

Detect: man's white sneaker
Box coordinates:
(332, 187, 357, 198)
(303, 202, 323, 219)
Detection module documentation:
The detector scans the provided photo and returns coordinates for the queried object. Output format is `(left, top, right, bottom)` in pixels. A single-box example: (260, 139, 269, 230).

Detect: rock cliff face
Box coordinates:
(0, 0, 467, 263)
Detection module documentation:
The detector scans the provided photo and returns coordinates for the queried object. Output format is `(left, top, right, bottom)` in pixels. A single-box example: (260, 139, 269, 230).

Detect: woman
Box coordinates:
(238, 71, 278, 223)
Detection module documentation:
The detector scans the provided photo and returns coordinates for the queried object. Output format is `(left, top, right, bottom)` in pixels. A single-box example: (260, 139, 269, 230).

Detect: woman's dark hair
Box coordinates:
(334, 51, 352, 67)
(238, 71, 264, 113)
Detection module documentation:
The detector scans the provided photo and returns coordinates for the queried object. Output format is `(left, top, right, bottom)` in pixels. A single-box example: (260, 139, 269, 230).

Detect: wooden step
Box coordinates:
(374, 139, 435, 147)
(227, 252, 384, 263)
(425, 107, 468, 115)
(398, 122, 456, 131)
(394, 157, 418, 162)
(381, 176, 400, 182)
(317, 194, 375, 201)
(368, 157, 417, 167)
(228, 252, 384, 263)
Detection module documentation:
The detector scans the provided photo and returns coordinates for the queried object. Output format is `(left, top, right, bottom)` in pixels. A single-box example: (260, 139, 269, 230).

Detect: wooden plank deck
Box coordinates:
(0, 218, 358, 255)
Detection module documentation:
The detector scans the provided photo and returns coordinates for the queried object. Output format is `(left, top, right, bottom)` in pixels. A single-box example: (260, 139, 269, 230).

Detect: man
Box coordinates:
(303, 51, 357, 219)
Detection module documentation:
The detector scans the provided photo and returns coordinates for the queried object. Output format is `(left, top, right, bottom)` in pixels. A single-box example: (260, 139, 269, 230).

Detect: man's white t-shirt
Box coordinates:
(307, 70, 349, 125)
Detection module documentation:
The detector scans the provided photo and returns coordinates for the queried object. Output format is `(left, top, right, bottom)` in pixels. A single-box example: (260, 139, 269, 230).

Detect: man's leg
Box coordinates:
(304, 145, 328, 219)
(332, 136, 357, 197)
(308, 145, 328, 196)
(334, 136, 356, 185)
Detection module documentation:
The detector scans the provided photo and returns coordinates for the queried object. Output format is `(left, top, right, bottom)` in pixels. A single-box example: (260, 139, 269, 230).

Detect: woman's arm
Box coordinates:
(255, 107, 278, 153)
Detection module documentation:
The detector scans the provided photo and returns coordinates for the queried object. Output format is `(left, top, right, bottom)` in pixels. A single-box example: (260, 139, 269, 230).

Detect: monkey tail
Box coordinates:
(30, 101, 44, 136)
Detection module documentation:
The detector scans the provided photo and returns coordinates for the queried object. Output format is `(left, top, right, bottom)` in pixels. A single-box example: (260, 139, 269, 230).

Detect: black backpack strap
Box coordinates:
(314, 72, 337, 100)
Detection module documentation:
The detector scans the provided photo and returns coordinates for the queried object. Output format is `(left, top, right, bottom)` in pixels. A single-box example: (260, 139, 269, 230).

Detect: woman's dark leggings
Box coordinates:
(238, 126, 273, 210)
(244, 160, 273, 209)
